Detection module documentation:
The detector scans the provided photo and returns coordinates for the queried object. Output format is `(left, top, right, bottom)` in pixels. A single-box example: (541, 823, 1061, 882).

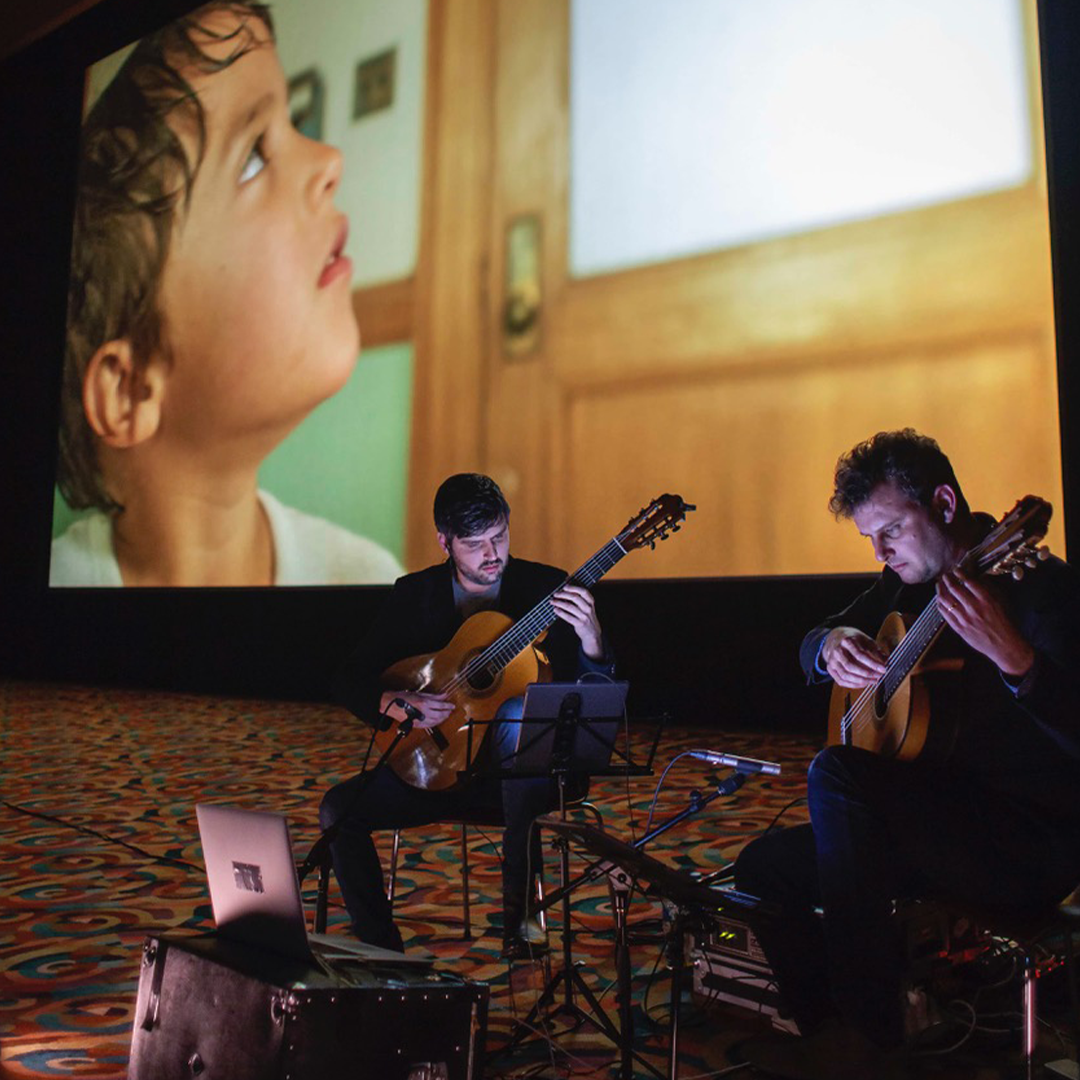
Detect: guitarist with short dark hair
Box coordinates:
(322, 473, 615, 959)
(735, 429, 1080, 1080)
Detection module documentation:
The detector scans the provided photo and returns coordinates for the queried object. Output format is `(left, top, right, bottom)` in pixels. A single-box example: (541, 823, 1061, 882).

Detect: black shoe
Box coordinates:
(500, 915, 549, 960)
(349, 923, 404, 954)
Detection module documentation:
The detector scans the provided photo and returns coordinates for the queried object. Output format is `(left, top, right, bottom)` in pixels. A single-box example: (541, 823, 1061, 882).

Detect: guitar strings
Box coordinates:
(436, 538, 626, 697)
(432, 504, 680, 702)
(841, 597, 945, 742)
(839, 521, 1009, 742)
(463, 541, 622, 676)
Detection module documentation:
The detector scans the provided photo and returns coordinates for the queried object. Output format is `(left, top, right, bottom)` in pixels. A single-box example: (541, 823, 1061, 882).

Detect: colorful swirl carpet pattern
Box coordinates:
(0, 679, 821, 1077)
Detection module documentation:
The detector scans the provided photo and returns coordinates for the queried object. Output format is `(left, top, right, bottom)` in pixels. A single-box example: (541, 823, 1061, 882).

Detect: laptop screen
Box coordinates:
(196, 803, 436, 968)
(195, 803, 313, 963)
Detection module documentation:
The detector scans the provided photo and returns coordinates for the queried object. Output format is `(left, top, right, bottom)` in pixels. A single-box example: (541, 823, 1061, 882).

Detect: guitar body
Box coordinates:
(368, 493, 694, 790)
(827, 611, 961, 762)
(373, 610, 553, 791)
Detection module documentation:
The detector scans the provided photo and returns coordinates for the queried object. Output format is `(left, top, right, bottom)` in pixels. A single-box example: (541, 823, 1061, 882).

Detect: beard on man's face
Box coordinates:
(452, 554, 504, 587)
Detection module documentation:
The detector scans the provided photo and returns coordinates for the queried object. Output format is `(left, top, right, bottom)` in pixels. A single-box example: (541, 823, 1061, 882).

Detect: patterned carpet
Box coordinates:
(0, 680, 1071, 1079)
(0, 679, 819, 1078)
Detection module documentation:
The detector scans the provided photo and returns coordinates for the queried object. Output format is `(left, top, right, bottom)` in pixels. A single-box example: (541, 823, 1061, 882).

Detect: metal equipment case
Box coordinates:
(128, 934, 488, 1080)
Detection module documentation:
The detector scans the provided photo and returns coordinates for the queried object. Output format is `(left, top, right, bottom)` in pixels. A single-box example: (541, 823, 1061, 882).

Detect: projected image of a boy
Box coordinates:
(51, 1, 403, 586)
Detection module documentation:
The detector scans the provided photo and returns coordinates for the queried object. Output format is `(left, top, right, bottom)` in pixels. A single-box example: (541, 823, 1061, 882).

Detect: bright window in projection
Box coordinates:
(569, 0, 1032, 277)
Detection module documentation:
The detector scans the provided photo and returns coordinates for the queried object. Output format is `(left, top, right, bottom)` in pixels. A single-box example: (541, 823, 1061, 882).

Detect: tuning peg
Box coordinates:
(649, 539, 656, 550)
(672, 524, 680, 532)
(1038, 546, 1051, 561)
(1011, 566, 1025, 581)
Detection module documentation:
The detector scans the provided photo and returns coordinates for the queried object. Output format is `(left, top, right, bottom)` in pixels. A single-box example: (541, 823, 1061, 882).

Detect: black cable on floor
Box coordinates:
(2, 800, 203, 873)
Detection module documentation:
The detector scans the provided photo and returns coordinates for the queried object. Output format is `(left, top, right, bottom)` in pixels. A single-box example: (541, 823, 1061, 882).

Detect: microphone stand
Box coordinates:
(297, 699, 420, 935)
(531, 764, 768, 1080)
(538, 768, 751, 917)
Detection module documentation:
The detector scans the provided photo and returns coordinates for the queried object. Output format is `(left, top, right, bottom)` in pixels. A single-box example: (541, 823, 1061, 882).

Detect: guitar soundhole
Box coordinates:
(467, 667, 497, 693)
(873, 685, 887, 719)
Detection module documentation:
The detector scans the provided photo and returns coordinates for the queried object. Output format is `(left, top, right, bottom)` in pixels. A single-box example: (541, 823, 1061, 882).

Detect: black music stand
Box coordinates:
(509, 681, 627, 773)
(492, 682, 659, 1067)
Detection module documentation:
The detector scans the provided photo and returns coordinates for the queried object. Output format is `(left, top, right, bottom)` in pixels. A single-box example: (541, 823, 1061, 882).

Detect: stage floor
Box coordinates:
(0, 680, 1072, 1079)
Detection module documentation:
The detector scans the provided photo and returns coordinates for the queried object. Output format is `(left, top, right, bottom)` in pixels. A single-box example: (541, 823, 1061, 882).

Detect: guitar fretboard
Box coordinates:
(441, 536, 628, 695)
(878, 603, 946, 707)
(840, 524, 1005, 743)
(844, 601, 946, 741)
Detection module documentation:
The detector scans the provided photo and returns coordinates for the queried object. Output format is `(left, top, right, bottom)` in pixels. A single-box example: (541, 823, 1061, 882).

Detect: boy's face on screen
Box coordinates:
(156, 12, 358, 452)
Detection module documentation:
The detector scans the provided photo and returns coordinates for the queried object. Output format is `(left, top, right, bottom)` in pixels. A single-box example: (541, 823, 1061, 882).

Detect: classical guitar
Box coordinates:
(827, 495, 1052, 761)
(375, 494, 693, 790)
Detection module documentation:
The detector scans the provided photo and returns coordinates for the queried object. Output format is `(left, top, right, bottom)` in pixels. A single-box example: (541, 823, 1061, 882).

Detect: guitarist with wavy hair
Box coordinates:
(322, 473, 614, 958)
(735, 429, 1080, 1080)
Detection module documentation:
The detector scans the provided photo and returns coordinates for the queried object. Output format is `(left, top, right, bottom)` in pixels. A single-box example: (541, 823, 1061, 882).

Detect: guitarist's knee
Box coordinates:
(491, 694, 525, 764)
(734, 822, 817, 905)
(734, 832, 780, 896)
(319, 786, 343, 830)
(808, 744, 897, 806)
(319, 776, 375, 833)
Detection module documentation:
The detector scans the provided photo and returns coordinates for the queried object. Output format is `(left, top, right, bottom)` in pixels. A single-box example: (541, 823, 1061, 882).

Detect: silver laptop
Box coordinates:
(195, 803, 433, 966)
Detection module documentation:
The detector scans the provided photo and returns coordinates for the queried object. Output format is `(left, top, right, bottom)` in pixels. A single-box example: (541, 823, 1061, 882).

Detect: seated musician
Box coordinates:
(734, 429, 1080, 1080)
(321, 473, 615, 958)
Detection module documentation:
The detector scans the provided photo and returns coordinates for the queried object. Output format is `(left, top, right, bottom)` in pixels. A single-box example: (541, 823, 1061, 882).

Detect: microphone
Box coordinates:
(687, 750, 781, 776)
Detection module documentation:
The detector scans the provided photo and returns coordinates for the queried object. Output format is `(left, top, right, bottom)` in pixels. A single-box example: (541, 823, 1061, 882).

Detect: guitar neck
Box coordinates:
(859, 526, 1005, 717)
(474, 536, 628, 677)
(875, 600, 946, 707)
(872, 526, 1010, 709)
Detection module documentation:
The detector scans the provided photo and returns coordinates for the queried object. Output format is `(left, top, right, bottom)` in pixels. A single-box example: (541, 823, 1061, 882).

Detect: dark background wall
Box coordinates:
(0, 570, 869, 731)
(2, 0, 1080, 734)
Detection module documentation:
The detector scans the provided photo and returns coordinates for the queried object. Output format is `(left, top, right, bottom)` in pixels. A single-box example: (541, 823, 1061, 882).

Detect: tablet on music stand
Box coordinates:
(508, 680, 628, 774)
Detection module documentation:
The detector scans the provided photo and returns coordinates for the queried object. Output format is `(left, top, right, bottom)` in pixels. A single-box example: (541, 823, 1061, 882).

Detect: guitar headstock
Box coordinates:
(973, 495, 1052, 580)
(617, 494, 695, 551)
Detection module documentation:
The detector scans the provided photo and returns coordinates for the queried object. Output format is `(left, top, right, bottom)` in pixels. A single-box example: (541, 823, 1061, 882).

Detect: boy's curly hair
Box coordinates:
(59, 2, 273, 512)
(829, 428, 970, 519)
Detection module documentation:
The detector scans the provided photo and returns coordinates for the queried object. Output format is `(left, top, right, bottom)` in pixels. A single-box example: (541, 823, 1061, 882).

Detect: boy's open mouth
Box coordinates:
(318, 218, 351, 288)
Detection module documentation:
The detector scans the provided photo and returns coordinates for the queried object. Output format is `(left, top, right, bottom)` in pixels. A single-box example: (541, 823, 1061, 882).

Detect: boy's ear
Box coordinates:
(82, 340, 165, 448)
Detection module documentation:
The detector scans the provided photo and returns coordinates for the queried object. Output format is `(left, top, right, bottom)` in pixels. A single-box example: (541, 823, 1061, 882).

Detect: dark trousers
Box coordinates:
(734, 745, 1078, 1047)
(319, 713, 556, 950)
